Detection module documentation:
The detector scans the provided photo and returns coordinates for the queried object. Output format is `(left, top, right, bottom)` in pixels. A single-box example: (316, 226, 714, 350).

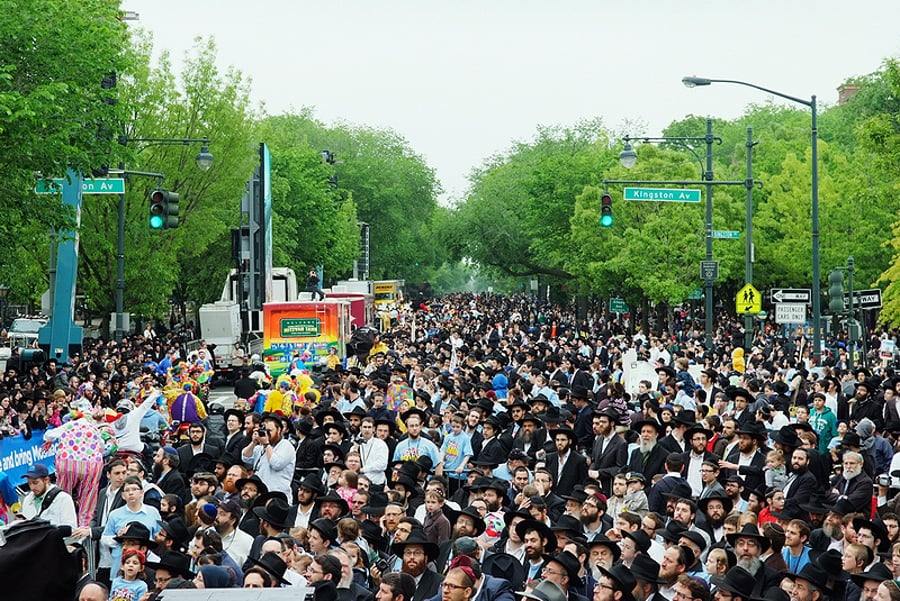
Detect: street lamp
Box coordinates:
(683, 75, 821, 363)
(618, 119, 721, 350)
(111, 136, 213, 342)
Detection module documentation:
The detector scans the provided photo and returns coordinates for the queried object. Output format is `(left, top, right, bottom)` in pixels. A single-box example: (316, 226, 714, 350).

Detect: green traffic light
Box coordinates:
(600, 214, 613, 227)
(149, 215, 165, 229)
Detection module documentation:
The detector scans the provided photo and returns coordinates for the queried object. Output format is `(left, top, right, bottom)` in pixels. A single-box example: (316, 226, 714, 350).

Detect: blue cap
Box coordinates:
(23, 463, 50, 479)
(161, 446, 178, 455)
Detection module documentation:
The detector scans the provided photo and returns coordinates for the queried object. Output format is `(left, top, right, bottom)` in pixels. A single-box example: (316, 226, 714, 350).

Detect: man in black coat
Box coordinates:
(718, 422, 767, 494)
(658, 410, 696, 455)
(571, 386, 595, 452)
(781, 447, 820, 520)
(825, 450, 874, 515)
(176, 422, 221, 477)
(544, 426, 588, 495)
(154, 446, 188, 502)
(222, 409, 250, 466)
(588, 409, 628, 497)
(627, 419, 668, 482)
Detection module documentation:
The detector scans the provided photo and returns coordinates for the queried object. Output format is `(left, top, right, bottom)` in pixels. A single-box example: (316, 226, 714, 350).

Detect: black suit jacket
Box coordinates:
(591, 434, 628, 497)
(89, 486, 125, 539)
(722, 448, 767, 494)
(157, 469, 188, 502)
(627, 444, 668, 482)
(413, 569, 444, 601)
(573, 405, 595, 451)
(827, 472, 874, 515)
(177, 444, 221, 476)
(222, 432, 250, 466)
(782, 470, 819, 519)
(545, 450, 588, 493)
(658, 433, 685, 455)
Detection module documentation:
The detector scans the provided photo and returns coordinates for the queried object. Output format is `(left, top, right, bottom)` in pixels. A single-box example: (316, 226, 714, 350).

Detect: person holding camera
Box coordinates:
(241, 414, 296, 498)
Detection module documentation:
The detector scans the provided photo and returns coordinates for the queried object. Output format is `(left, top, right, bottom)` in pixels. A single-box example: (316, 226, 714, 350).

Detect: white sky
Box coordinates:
(122, 0, 900, 203)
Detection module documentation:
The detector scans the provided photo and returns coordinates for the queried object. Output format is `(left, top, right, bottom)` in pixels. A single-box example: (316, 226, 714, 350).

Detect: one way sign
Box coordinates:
(771, 288, 811, 304)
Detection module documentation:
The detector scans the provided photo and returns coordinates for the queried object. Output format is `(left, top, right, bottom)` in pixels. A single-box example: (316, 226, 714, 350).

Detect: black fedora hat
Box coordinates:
(400, 407, 429, 424)
(360, 491, 389, 515)
(298, 473, 326, 495)
(772, 425, 802, 447)
(850, 562, 894, 588)
(236, 473, 269, 496)
(852, 517, 890, 552)
(716, 567, 756, 597)
(343, 406, 368, 419)
(631, 417, 665, 435)
(252, 496, 293, 530)
(373, 417, 397, 434)
(317, 490, 350, 515)
(315, 408, 345, 427)
(630, 553, 663, 584)
(726, 386, 755, 404)
(656, 365, 676, 379)
(114, 521, 157, 550)
(549, 514, 583, 539)
(147, 550, 194, 579)
(248, 551, 292, 586)
(620, 528, 651, 553)
(482, 552, 526, 586)
(223, 408, 245, 424)
(546, 551, 582, 582)
(560, 488, 589, 505)
(663, 482, 694, 502)
(658, 521, 688, 544)
(520, 412, 542, 425)
(503, 509, 533, 529)
(515, 519, 557, 554)
(810, 548, 849, 581)
(391, 529, 440, 562)
(785, 563, 831, 593)
(684, 424, 713, 440)
(309, 518, 338, 544)
(698, 491, 733, 514)
(444, 505, 486, 536)
(157, 517, 189, 550)
(800, 493, 831, 515)
(295, 418, 314, 436)
(587, 533, 622, 562)
(539, 406, 567, 425)
(736, 421, 768, 441)
(360, 519, 387, 552)
(597, 563, 636, 601)
(726, 524, 770, 552)
(322, 444, 346, 461)
(323, 421, 347, 436)
(547, 425, 577, 441)
(672, 410, 697, 427)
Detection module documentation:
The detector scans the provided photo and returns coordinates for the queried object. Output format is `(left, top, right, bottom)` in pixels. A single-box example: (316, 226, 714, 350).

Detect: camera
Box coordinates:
(375, 558, 390, 573)
(878, 475, 892, 487)
(257, 427, 268, 437)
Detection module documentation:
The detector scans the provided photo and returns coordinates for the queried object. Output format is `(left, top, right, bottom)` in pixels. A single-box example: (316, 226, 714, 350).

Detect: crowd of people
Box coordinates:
(2, 293, 900, 601)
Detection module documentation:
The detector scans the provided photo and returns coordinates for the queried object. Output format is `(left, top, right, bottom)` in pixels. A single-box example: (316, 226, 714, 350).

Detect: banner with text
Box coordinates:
(0, 431, 56, 482)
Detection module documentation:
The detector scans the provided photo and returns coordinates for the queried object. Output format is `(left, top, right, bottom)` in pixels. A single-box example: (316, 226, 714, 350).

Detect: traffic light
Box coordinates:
(600, 193, 613, 227)
(828, 269, 845, 314)
(149, 189, 180, 230)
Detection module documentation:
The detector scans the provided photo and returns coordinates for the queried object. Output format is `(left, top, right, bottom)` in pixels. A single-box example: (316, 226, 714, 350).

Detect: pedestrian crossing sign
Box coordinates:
(736, 284, 762, 314)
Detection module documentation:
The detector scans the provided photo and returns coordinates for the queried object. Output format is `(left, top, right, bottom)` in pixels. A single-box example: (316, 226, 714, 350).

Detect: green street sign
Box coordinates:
(35, 178, 125, 195)
(688, 288, 703, 300)
(713, 230, 740, 239)
(280, 317, 321, 337)
(609, 298, 628, 313)
(623, 187, 701, 203)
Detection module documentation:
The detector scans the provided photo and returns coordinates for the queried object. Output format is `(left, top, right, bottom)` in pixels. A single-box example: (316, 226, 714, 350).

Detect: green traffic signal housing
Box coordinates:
(600, 193, 613, 227)
(149, 189, 180, 230)
(828, 269, 844, 314)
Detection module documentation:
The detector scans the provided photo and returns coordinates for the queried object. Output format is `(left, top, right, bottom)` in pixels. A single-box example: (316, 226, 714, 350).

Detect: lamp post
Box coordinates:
(682, 76, 820, 363)
(112, 137, 213, 342)
(619, 119, 721, 350)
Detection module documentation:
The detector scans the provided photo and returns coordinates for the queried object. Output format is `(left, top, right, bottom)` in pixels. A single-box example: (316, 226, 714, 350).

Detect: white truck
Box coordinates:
(189, 301, 243, 381)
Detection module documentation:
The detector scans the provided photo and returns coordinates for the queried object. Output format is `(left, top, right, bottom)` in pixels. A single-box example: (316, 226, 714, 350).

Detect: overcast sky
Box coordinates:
(122, 1, 900, 203)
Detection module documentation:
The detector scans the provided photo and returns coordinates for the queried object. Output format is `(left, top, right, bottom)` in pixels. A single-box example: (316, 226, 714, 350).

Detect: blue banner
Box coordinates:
(0, 431, 56, 483)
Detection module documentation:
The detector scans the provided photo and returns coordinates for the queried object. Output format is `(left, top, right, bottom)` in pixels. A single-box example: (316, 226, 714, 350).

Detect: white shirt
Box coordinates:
(220, 526, 254, 568)
(686, 454, 704, 497)
(243, 436, 296, 498)
(358, 436, 389, 485)
(20, 484, 77, 529)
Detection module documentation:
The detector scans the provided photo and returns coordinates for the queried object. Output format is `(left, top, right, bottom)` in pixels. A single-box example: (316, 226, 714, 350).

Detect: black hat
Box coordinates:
(374, 417, 397, 434)
(223, 408, 245, 424)
(298, 473, 326, 495)
(312, 580, 339, 601)
(716, 567, 756, 598)
(560, 489, 589, 505)
(391, 529, 440, 561)
(360, 491, 390, 515)
(620, 528, 651, 553)
(698, 491, 733, 514)
(549, 514, 583, 538)
(672, 410, 697, 427)
(597, 563, 636, 601)
(736, 421, 768, 441)
(587, 533, 621, 562)
(252, 497, 293, 530)
(849, 562, 894, 588)
(678, 530, 707, 553)
(114, 521, 157, 549)
(515, 519, 557, 554)
(548, 425, 577, 441)
(630, 554, 663, 585)
(684, 424, 713, 440)
(248, 551, 292, 586)
(539, 406, 567, 425)
(631, 418, 665, 435)
(726, 386, 755, 404)
(800, 494, 831, 515)
(360, 519, 387, 552)
(147, 550, 194, 579)
(663, 482, 694, 502)
(482, 552, 526, 586)
(315, 408, 345, 427)
(658, 521, 688, 544)
(309, 518, 338, 544)
(656, 365, 676, 379)
(520, 412, 542, 425)
(323, 421, 347, 436)
(726, 524, 770, 552)
(810, 548, 849, 581)
(856, 380, 878, 394)
(343, 406, 368, 419)
(235, 474, 269, 496)
(546, 551, 582, 582)
(400, 407, 429, 424)
(852, 517, 890, 552)
(318, 490, 350, 515)
(784, 563, 831, 593)
(503, 509, 533, 529)
(157, 517, 189, 550)
(445, 505, 486, 536)
(772, 426, 802, 447)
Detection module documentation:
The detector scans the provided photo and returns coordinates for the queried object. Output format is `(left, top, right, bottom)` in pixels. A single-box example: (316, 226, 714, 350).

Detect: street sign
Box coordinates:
(623, 187, 701, 203)
(736, 283, 762, 314)
(688, 288, 703, 300)
(771, 288, 812, 304)
(610, 298, 628, 314)
(775, 303, 807, 324)
(700, 260, 718, 281)
(35, 178, 125, 195)
(843, 288, 883, 310)
(712, 230, 740, 239)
